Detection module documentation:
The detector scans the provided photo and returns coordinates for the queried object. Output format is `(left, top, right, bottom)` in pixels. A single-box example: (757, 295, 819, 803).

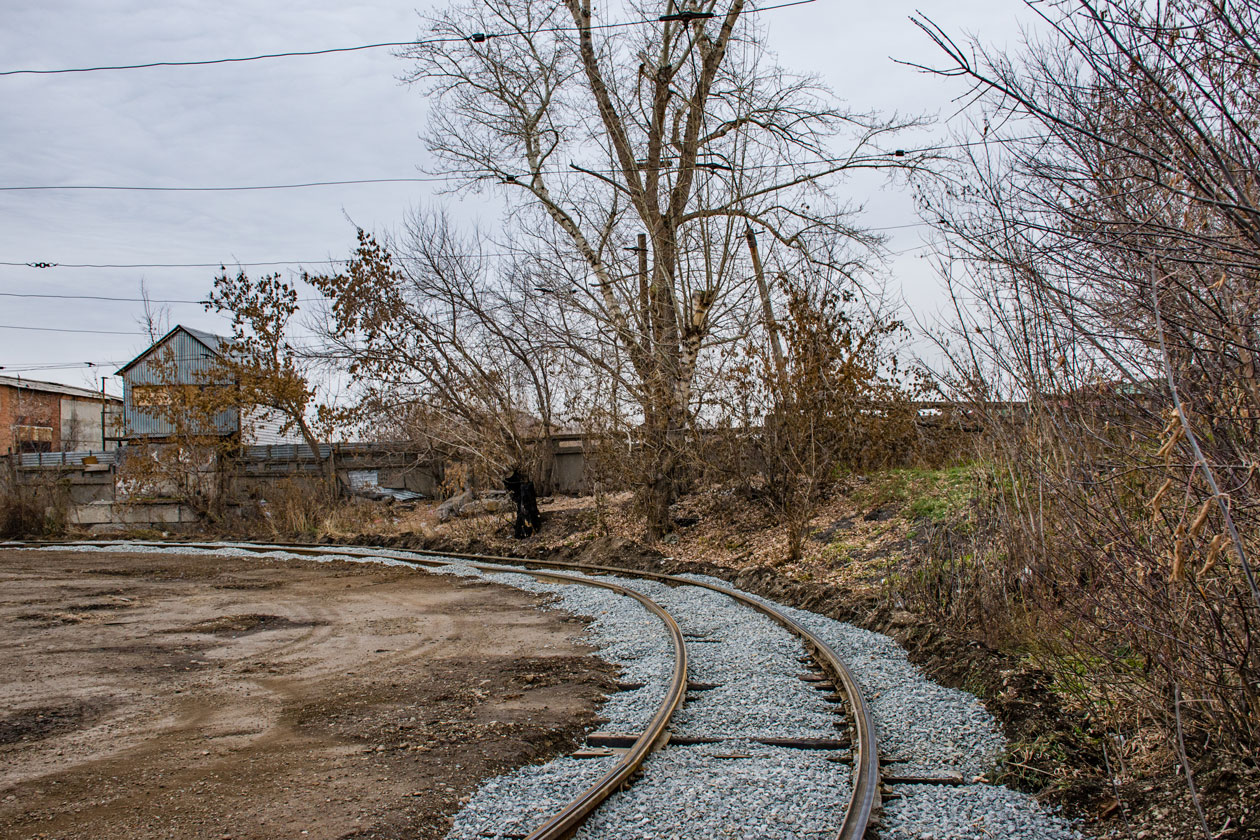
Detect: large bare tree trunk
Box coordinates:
(398, 0, 924, 536)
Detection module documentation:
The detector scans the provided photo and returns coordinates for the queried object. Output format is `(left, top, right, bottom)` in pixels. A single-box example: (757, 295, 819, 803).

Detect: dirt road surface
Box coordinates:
(0, 549, 616, 840)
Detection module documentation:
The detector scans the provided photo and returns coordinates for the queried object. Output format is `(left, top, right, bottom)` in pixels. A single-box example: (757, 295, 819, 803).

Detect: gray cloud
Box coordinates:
(0, 0, 1035, 390)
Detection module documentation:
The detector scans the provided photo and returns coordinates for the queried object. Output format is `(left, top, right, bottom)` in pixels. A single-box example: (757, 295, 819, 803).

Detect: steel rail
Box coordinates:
(14, 538, 880, 839)
(8, 539, 686, 840)
(365, 543, 884, 840)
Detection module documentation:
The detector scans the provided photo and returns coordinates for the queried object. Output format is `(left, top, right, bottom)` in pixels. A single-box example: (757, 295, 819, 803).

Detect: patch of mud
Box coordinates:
(174, 613, 326, 636)
(212, 580, 283, 591)
(16, 611, 102, 627)
(0, 700, 111, 746)
(64, 600, 128, 612)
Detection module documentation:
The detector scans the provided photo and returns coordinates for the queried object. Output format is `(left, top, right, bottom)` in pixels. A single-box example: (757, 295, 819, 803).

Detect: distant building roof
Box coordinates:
(0, 374, 121, 402)
(115, 324, 229, 376)
(179, 325, 227, 356)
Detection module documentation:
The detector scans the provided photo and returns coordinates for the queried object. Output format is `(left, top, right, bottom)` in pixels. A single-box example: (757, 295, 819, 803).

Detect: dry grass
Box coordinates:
(0, 469, 70, 539)
(384, 472, 953, 599)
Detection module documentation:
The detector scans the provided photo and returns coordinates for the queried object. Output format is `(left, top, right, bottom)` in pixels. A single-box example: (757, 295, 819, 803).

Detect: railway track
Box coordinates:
(12, 539, 880, 840)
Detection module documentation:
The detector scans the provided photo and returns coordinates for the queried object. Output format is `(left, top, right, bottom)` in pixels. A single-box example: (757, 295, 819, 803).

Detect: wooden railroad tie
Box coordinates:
(579, 732, 852, 751)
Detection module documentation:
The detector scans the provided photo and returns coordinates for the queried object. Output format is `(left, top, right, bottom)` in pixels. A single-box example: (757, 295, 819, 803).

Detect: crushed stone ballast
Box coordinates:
(11, 539, 1081, 840)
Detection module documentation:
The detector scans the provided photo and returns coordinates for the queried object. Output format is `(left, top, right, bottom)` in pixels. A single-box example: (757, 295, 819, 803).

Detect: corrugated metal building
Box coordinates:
(115, 325, 301, 445)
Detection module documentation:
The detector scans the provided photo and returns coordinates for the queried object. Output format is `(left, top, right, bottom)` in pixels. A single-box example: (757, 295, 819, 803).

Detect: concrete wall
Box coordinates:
(238, 443, 442, 497)
(4, 458, 201, 533)
(60, 396, 121, 452)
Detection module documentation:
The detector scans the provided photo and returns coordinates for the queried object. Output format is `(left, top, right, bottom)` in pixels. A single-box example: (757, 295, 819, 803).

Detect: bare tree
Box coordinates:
(913, 0, 1260, 766)
(307, 214, 563, 493)
(136, 279, 170, 344)
(206, 269, 341, 494)
(402, 0, 925, 534)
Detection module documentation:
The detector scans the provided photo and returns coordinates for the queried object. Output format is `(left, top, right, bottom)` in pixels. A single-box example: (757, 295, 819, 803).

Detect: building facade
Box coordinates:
(0, 375, 122, 454)
(116, 325, 301, 446)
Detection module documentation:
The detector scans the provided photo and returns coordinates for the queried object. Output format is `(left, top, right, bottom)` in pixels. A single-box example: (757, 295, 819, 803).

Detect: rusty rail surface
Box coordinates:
(16, 539, 879, 840)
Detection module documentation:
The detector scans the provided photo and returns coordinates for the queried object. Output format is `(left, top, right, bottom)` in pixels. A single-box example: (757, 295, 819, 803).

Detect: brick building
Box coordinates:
(0, 375, 122, 454)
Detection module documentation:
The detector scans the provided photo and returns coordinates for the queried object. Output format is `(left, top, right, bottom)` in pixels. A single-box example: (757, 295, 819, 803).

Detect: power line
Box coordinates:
(0, 134, 1049, 194)
(0, 291, 207, 304)
(0, 38, 460, 77)
(0, 290, 332, 305)
(0, 359, 139, 373)
(0, 177, 453, 193)
(0, 259, 348, 269)
(0, 1, 816, 77)
(0, 158, 902, 192)
(0, 364, 107, 373)
(0, 355, 223, 374)
(0, 324, 147, 335)
(0, 220, 940, 271)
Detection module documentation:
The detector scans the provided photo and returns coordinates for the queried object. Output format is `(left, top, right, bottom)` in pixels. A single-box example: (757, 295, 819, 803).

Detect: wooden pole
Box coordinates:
(744, 226, 787, 387)
(637, 232, 649, 336)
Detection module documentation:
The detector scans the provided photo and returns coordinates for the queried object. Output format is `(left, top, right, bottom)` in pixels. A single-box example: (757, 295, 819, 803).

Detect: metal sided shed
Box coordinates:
(115, 325, 239, 440)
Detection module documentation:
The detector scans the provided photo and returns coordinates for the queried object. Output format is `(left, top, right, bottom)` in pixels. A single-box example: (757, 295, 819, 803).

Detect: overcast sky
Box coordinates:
(0, 0, 1038, 393)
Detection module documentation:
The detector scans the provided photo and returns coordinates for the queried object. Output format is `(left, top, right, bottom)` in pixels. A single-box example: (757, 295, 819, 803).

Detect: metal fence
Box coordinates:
(11, 450, 118, 468)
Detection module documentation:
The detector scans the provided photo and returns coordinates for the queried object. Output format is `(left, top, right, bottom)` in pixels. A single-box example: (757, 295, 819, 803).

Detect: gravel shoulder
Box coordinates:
(0, 549, 616, 840)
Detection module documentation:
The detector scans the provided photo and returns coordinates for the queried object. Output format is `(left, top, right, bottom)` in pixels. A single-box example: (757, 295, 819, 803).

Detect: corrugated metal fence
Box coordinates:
(14, 450, 118, 468)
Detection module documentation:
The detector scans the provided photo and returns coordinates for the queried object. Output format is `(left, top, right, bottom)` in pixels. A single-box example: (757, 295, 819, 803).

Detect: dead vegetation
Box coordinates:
(0, 461, 69, 539)
(12, 2, 1255, 835)
(902, 2, 1260, 834)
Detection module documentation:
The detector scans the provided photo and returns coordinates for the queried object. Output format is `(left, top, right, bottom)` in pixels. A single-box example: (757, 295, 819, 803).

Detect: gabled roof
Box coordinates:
(115, 324, 229, 376)
(0, 374, 121, 402)
(180, 325, 226, 356)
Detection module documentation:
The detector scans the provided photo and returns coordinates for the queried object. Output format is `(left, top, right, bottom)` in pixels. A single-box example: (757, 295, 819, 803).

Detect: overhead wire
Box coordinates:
(0, 0, 998, 279)
(0, 324, 147, 336)
(0, 0, 817, 77)
(0, 134, 1051, 194)
(0, 356, 206, 374)
(0, 221, 940, 271)
(0, 259, 349, 269)
(0, 0, 953, 342)
(0, 291, 208, 304)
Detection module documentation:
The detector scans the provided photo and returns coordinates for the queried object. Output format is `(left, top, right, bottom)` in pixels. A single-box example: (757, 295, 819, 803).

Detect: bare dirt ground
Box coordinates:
(0, 549, 617, 840)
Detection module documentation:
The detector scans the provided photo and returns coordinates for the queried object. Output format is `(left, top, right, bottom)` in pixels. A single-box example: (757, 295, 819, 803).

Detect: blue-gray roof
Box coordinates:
(115, 324, 228, 376)
(179, 325, 226, 356)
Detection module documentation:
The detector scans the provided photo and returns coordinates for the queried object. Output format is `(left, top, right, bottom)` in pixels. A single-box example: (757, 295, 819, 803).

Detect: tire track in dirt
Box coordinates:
(0, 549, 617, 840)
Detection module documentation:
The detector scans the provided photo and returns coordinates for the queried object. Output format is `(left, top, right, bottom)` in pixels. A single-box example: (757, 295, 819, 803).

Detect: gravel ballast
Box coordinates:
(572, 741, 851, 840)
(575, 576, 839, 740)
(445, 755, 620, 840)
(881, 783, 1081, 839)
(19, 543, 1081, 839)
(676, 573, 1006, 779)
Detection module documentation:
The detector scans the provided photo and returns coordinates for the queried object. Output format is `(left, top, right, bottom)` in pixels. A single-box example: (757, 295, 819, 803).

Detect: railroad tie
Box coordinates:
(579, 732, 852, 751)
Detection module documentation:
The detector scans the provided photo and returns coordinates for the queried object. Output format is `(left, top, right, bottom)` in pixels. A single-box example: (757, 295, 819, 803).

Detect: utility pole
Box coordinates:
(636, 232, 649, 331)
(744, 226, 787, 388)
(100, 376, 107, 451)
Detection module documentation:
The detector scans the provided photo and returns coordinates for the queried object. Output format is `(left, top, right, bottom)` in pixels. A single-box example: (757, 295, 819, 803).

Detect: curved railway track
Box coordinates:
(12, 539, 880, 840)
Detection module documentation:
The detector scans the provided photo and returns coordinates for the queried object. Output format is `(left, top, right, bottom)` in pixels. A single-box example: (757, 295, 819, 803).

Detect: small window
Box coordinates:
(14, 425, 53, 453)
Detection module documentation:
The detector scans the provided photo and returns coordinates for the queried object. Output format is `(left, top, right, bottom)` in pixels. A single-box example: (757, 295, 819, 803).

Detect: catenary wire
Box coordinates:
(0, 259, 350, 269)
(0, 324, 150, 336)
